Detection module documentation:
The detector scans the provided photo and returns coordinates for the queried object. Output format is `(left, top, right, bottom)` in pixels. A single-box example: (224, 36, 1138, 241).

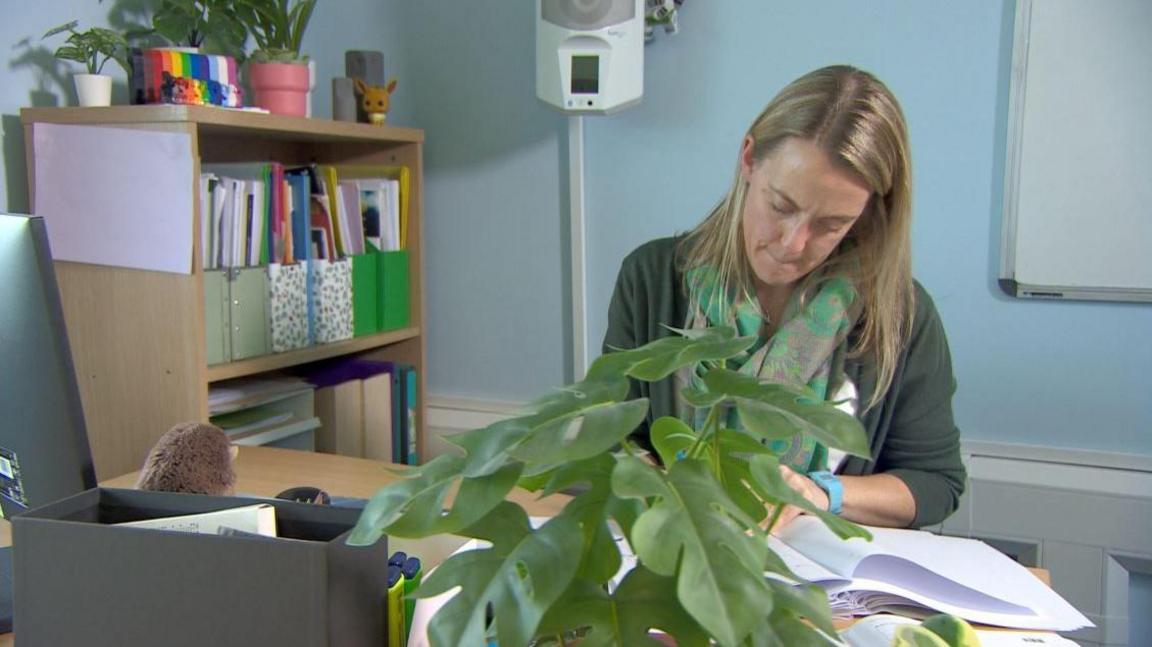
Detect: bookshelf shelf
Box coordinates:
(20, 105, 424, 144)
(207, 327, 421, 382)
(22, 107, 426, 480)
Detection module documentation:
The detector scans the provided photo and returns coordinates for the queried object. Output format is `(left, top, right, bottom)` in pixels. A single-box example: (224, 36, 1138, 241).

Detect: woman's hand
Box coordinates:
(763, 467, 919, 531)
(764, 465, 829, 532)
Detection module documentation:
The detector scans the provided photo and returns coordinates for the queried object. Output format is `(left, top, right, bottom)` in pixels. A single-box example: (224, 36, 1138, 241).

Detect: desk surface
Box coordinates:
(0, 446, 1051, 645)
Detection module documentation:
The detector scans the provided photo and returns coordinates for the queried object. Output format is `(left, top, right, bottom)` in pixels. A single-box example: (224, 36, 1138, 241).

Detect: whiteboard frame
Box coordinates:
(998, 0, 1152, 303)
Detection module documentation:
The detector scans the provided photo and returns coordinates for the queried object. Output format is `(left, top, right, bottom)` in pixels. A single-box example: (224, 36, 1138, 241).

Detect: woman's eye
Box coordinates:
(770, 201, 793, 215)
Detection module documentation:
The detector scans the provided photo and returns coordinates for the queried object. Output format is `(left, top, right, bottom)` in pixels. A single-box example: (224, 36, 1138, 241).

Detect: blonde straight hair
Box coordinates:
(680, 65, 915, 409)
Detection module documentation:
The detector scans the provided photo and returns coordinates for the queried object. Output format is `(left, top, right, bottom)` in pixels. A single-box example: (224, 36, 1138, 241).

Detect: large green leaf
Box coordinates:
(651, 420, 773, 523)
(766, 579, 838, 639)
(747, 454, 871, 541)
(447, 418, 532, 477)
(537, 567, 712, 646)
(680, 385, 726, 408)
(510, 399, 649, 469)
(531, 453, 645, 561)
(448, 378, 642, 479)
(703, 369, 871, 458)
(650, 416, 696, 465)
(612, 457, 772, 646)
(710, 432, 773, 524)
(417, 503, 583, 647)
(346, 454, 521, 544)
(596, 326, 756, 382)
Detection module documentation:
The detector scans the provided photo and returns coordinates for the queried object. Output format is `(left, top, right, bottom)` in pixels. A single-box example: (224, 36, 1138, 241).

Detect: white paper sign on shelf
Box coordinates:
(33, 122, 194, 274)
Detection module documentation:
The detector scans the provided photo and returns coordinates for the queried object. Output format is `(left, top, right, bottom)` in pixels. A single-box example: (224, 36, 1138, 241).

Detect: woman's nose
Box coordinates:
(778, 219, 810, 257)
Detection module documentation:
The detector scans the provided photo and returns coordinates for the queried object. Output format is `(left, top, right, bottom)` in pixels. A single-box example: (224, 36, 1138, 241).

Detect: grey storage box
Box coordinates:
(12, 488, 389, 647)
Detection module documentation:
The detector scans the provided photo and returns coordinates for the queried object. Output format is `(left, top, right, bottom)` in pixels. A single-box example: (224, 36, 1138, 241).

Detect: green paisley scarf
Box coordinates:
(678, 266, 857, 473)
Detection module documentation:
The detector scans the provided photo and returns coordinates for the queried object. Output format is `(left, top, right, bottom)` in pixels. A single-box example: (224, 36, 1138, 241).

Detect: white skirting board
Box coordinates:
(426, 398, 1152, 647)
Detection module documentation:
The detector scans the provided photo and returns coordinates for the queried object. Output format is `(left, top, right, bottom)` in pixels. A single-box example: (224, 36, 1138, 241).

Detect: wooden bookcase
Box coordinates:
(21, 105, 426, 480)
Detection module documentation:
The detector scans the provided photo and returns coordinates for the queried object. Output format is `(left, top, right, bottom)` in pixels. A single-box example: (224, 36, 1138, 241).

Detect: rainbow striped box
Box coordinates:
(129, 48, 244, 108)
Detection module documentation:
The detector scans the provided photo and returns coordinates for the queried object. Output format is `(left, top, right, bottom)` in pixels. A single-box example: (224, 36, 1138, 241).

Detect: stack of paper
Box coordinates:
(771, 517, 1093, 632)
(117, 503, 277, 537)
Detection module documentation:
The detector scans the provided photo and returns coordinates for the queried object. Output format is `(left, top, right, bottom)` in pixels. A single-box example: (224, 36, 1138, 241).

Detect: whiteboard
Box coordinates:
(1000, 0, 1152, 302)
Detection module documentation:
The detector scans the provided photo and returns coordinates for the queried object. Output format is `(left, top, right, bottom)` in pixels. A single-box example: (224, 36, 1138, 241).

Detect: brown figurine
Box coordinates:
(136, 422, 238, 496)
(354, 78, 398, 125)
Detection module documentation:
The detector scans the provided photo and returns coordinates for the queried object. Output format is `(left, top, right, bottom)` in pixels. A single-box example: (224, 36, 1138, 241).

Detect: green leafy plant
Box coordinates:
(234, 0, 318, 63)
(150, 0, 249, 59)
(350, 326, 876, 646)
(42, 20, 129, 76)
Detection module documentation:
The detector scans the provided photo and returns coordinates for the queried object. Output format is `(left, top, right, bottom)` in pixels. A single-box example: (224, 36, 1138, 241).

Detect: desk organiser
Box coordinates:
(12, 488, 390, 647)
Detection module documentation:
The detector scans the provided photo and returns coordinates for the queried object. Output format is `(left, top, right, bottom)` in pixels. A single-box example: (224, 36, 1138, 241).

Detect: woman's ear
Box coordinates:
(739, 135, 757, 182)
(229, 444, 239, 461)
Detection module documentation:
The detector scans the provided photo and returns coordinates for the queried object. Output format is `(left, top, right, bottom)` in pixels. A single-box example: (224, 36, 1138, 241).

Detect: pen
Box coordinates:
(401, 556, 422, 645)
(386, 563, 405, 647)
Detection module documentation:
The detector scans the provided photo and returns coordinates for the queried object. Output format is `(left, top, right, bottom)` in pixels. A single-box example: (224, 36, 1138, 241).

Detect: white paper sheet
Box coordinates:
(33, 123, 194, 274)
(777, 516, 1093, 631)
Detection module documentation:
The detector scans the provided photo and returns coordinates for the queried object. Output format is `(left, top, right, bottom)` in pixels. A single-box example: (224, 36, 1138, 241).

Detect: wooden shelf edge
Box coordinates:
(207, 326, 421, 382)
(20, 105, 424, 144)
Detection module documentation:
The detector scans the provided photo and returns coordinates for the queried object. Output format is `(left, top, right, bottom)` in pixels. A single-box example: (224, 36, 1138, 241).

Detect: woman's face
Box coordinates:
(740, 137, 871, 291)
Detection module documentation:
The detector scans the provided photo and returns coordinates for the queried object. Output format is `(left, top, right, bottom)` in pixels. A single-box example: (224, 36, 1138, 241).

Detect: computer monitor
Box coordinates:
(0, 213, 96, 520)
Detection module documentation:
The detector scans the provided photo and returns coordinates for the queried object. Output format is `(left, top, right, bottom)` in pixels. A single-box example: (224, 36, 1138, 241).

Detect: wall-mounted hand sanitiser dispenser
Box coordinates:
(536, 0, 645, 114)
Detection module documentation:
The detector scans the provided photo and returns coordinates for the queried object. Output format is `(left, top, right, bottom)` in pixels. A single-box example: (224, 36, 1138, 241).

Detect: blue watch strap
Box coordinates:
(808, 470, 843, 515)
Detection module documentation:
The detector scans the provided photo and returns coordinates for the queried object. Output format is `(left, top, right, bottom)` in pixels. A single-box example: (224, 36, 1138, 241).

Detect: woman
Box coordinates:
(603, 65, 965, 529)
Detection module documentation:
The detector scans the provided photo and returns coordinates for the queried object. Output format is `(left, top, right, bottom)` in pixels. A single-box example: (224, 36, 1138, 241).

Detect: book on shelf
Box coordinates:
(207, 376, 314, 415)
(116, 503, 277, 537)
(771, 516, 1092, 632)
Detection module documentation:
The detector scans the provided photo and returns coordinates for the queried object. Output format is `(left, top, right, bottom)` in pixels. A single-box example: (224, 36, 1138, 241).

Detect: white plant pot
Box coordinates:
(74, 74, 112, 107)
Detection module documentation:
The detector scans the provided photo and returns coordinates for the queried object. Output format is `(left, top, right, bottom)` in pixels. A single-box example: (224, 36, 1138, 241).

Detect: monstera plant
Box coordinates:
(349, 326, 873, 646)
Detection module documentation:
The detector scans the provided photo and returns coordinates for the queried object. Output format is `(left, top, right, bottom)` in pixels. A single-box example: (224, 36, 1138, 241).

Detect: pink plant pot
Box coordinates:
(248, 61, 310, 117)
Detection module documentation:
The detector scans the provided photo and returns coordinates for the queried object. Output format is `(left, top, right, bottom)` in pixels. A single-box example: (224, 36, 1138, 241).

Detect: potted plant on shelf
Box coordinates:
(235, 0, 319, 116)
(43, 21, 129, 107)
(149, 0, 249, 59)
(349, 326, 874, 646)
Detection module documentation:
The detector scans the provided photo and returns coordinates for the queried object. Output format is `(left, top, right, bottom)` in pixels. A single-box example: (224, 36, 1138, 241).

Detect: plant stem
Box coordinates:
(687, 405, 720, 460)
(763, 501, 785, 534)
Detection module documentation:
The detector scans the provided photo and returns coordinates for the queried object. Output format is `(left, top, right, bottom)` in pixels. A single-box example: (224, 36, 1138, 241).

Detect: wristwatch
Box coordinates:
(807, 471, 843, 515)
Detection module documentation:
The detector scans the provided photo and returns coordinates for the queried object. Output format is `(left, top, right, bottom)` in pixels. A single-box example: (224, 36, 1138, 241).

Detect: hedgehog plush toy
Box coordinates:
(136, 422, 238, 496)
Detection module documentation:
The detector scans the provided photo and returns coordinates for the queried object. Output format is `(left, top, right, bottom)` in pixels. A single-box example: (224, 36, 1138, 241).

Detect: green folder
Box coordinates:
(379, 250, 410, 331)
(229, 267, 271, 360)
(351, 252, 380, 336)
(204, 270, 231, 365)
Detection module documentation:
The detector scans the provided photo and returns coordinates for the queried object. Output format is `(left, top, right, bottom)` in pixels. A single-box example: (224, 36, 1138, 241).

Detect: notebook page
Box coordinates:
(766, 536, 847, 585)
(775, 515, 884, 576)
(834, 578, 1088, 632)
(855, 528, 1076, 620)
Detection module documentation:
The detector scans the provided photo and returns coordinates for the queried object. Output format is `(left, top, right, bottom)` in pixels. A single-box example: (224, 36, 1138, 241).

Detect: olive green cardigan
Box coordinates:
(602, 237, 967, 528)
